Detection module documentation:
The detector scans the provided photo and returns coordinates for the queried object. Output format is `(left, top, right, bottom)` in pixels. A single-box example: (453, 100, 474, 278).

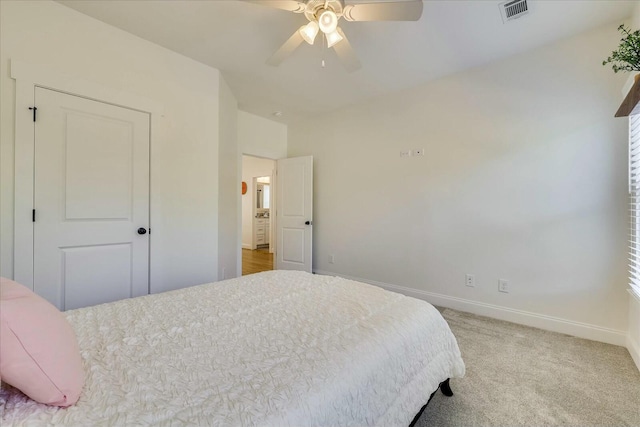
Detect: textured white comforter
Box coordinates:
(1, 270, 465, 426)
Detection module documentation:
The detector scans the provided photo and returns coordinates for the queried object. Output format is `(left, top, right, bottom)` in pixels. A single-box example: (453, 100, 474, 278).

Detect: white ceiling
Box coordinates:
(57, 0, 634, 123)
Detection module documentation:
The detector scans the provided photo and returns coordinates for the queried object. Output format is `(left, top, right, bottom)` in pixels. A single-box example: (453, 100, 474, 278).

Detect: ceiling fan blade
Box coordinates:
(245, 0, 306, 13)
(333, 28, 361, 72)
(266, 28, 305, 66)
(342, 0, 423, 21)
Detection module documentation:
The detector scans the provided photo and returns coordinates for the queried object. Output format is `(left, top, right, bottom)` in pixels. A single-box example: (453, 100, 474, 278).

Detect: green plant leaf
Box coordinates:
(603, 24, 640, 73)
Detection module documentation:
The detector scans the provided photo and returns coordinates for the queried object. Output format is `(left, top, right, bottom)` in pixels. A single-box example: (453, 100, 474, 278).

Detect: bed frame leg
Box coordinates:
(408, 378, 454, 427)
(440, 378, 453, 397)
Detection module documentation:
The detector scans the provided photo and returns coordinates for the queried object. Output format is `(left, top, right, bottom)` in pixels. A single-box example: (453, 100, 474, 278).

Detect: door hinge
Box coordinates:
(32, 209, 35, 222)
(28, 106, 37, 122)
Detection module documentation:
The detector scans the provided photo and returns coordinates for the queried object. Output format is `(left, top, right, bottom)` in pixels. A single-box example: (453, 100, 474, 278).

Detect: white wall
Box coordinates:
(632, 2, 640, 29)
(0, 0, 222, 293)
(288, 23, 630, 344)
(218, 77, 239, 280)
(242, 156, 276, 249)
(239, 111, 287, 159)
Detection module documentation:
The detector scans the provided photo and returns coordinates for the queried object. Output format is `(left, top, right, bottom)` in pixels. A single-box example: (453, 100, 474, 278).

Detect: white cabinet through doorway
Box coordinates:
(255, 217, 269, 246)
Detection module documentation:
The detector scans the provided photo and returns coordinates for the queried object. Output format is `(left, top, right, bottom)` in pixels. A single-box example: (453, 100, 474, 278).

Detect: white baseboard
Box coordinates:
(314, 270, 627, 347)
(242, 243, 252, 249)
(628, 334, 640, 372)
(628, 289, 640, 372)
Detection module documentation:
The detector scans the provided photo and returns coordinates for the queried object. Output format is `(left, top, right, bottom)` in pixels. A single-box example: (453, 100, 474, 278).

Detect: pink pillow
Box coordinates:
(0, 277, 84, 406)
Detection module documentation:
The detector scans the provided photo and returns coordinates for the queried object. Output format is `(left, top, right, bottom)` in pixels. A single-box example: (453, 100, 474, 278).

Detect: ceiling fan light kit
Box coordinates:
(318, 9, 339, 33)
(300, 21, 320, 44)
(253, 0, 424, 71)
(325, 30, 343, 48)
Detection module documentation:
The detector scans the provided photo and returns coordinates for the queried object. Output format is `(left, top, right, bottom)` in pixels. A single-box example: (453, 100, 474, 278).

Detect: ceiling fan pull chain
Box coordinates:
(321, 33, 326, 68)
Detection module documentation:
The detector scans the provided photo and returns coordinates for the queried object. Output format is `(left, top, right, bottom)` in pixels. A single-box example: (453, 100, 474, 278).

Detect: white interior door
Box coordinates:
(276, 156, 313, 272)
(33, 87, 150, 310)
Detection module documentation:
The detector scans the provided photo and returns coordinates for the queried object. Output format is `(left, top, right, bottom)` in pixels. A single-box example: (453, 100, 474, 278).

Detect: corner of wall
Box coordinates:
(631, 3, 640, 30)
(217, 76, 239, 280)
(628, 289, 640, 372)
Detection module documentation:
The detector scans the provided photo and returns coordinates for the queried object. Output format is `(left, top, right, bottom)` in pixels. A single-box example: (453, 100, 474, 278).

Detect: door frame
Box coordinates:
(10, 60, 162, 289)
(240, 154, 277, 273)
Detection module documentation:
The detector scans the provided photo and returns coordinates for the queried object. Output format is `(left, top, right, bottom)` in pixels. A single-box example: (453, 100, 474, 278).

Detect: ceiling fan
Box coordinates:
(250, 0, 424, 72)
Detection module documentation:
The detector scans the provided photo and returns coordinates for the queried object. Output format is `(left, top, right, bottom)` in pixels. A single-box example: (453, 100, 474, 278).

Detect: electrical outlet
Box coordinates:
(400, 150, 412, 158)
(329, 254, 335, 264)
(498, 279, 509, 293)
(465, 274, 475, 287)
(413, 148, 425, 156)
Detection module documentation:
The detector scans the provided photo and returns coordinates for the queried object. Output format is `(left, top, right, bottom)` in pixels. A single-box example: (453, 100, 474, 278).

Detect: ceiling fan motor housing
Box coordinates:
(304, 0, 344, 21)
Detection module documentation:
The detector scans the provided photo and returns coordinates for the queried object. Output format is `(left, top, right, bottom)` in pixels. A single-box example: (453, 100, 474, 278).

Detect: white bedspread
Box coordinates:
(1, 270, 465, 426)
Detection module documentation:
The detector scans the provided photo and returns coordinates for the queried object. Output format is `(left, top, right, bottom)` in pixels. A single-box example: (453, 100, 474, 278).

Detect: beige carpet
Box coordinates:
(416, 309, 640, 426)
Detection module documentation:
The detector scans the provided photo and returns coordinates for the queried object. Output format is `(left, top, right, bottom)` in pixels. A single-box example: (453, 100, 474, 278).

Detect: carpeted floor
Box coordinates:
(416, 308, 640, 426)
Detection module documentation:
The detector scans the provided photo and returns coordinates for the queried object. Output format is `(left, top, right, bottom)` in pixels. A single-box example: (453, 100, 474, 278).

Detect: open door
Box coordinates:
(276, 156, 313, 272)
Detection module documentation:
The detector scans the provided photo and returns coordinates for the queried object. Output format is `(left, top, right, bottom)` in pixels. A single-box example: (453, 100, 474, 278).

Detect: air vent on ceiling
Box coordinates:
(499, 0, 529, 23)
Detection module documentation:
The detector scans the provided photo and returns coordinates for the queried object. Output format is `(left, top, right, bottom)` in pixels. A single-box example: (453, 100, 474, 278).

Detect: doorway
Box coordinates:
(241, 155, 275, 275)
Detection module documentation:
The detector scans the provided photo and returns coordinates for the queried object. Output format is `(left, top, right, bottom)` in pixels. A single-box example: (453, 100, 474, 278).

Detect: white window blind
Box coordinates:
(630, 114, 640, 298)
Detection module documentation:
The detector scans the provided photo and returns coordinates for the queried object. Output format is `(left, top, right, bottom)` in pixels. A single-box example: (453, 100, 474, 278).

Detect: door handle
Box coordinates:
(137, 227, 147, 235)
(305, 221, 312, 225)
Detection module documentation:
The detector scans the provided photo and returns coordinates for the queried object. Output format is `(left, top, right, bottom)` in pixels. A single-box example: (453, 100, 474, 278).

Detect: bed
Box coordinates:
(0, 270, 465, 426)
